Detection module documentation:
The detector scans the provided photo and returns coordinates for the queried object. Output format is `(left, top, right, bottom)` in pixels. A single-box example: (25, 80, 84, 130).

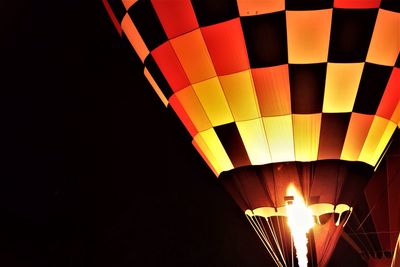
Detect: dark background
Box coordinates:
(0, 1, 277, 266)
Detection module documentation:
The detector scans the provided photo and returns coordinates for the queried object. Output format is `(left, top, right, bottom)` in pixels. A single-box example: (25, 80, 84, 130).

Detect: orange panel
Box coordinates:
(334, 0, 381, 8)
(202, 18, 249, 75)
(192, 77, 234, 126)
(143, 67, 169, 107)
(341, 113, 374, 162)
(286, 9, 332, 64)
(151, 41, 190, 92)
(169, 94, 197, 137)
(391, 102, 400, 126)
(377, 68, 400, 120)
(174, 86, 212, 133)
(170, 29, 216, 84)
(219, 70, 260, 121)
(237, 0, 285, 16)
(151, 0, 198, 39)
(367, 9, 400, 66)
(122, 0, 137, 10)
(252, 65, 291, 116)
(121, 15, 149, 62)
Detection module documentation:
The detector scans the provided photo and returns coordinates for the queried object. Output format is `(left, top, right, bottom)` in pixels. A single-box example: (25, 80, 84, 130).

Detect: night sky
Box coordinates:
(0, 1, 278, 266)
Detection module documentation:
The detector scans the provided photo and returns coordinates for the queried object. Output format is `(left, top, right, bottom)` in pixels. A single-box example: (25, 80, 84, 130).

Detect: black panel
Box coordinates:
(191, 0, 239, 27)
(214, 123, 251, 168)
(230, 168, 274, 209)
(396, 53, 400, 68)
(286, 0, 333, 10)
(328, 9, 378, 63)
(220, 177, 250, 210)
(380, 0, 400, 12)
(221, 160, 373, 205)
(241, 12, 288, 68)
(345, 192, 383, 257)
(329, 238, 368, 267)
(121, 33, 141, 62)
(338, 162, 373, 205)
(144, 55, 173, 99)
(128, 0, 167, 51)
(353, 63, 392, 114)
(107, 0, 126, 21)
(289, 63, 326, 114)
(318, 113, 351, 160)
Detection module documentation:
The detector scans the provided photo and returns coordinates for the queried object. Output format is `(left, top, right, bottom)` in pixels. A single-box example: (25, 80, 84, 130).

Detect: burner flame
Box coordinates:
(286, 185, 315, 267)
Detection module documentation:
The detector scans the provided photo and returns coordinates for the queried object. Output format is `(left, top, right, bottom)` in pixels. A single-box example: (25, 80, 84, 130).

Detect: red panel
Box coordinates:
(202, 18, 250, 76)
(151, 0, 198, 39)
(252, 65, 291, 116)
(169, 95, 197, 137)
(313, 219, 345, 267)
(102, 0, 122, 35)
(152, 41, 190, 92)
(334, 0, 381, 8)
(368, 258, 392, 267)
(377, 68, 400, 120)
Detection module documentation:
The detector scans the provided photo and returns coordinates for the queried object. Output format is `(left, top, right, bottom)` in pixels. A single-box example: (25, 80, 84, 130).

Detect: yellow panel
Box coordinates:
(236, 119, 272, 165)
(219, 70, 260, 121)
(143, 67, 168, 106)
(359, 117, 397, 166)
(237, 0, 285, 16)
(286, 9, 332, 64)
(121, 15, 149, 62)
(370, 121, 397, 166)
(175, 86, 212, 132)
(193, 77, 234, 126)
(263, 115, 295, 163)
(323, 63, 364, 113)
(293, 114, 322, 162)
(195, 129, 234, 173)
(366, 9, 400, 66)
(170, 29, 216, 84)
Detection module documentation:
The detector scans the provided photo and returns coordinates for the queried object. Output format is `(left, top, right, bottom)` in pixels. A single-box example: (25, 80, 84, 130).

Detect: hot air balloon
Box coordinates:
(102, 0, 400, 266)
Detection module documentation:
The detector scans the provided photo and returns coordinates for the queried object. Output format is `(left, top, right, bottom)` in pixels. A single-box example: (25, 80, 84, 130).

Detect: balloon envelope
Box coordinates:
(103, 0, 400, 265)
